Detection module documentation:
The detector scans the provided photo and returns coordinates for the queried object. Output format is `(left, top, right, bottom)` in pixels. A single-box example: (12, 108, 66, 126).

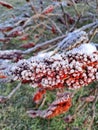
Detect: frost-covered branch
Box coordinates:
(0, 43, 97, 118)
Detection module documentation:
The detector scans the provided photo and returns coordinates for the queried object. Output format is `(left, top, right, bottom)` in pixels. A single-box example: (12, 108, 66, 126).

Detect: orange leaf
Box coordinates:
(33, 89, 46, 104)
(47, 98, 72, 119)
(0, 73, 7, 78)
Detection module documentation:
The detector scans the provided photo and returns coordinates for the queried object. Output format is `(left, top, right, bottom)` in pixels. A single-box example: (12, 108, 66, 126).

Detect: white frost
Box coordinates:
(67, 43, 97, 55)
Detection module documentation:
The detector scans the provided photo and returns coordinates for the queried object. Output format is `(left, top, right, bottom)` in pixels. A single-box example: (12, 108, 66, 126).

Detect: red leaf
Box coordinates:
(20, 42, 35, 49)
(51, 26, 57, 34)
(7, 27, 23, 37)
(33, 89, 46, 104)
(42, 5, 54, 15)
(0, 1, 14, 9)
(58, 14, 75, 25)
(66, 13, 75, 25)
(19, 34, 29, 41)
(0, 38, 10, 43)
(0, 26, 13, 32)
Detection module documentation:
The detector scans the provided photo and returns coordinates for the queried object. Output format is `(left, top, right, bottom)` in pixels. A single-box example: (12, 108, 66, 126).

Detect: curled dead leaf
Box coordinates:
(85, 95, 95, 102)
(80, 95, 95, 102)
(64, 115, 74, 123)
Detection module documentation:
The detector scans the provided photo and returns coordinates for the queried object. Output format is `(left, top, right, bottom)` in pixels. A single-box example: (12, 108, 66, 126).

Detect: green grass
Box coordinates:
(0, 83, 98, 130)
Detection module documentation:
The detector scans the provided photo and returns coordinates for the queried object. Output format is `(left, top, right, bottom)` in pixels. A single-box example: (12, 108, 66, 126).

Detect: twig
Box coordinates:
(50, 20, 62, 34)
(0, 82, 21, 103)
(39, 95, 46, 109)
(40, 44, 57, 54)
(70, 0, 80, 16)
(0, 21, 98, 59)
(47, 17, 63, 34)
(7, 82, 21, 99)
(0, 34, 66, 61)
(70, 15, 81, 31)
(60, 2, 69, 31)
(73, 99, 87, 120)
(88, 27, 98, 42)
(79, 21, 98, 31)
(23, 34, 66, 54)
(72, 88, 97, 120)
(1, 21, 98, 60)
(29, 0, 37, 14)
(39, 0, 43, 11)
(96, 0, 98, 12)
(87, 88, 98, 130)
